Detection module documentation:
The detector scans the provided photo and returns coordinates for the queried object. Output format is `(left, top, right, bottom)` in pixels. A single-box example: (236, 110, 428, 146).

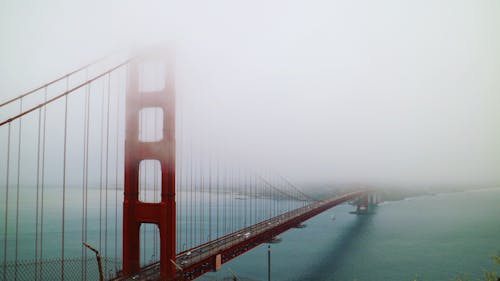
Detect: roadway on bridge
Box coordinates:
(115, 190, 370, 281)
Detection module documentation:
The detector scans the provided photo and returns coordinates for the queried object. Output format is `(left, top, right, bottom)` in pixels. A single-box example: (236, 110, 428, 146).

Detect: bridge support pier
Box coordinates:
(354, 193, 378, 214)
(356, 195, 369, 213)
(123, 51, 176, 280)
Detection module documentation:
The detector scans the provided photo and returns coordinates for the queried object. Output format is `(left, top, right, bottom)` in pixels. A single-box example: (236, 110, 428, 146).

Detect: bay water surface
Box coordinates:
(202, 188, 500, 281)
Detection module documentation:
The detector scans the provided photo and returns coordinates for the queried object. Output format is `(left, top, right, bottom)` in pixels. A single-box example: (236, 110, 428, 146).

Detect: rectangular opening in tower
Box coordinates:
(139, 223, 161, 266)
(139, 159, 162, 203)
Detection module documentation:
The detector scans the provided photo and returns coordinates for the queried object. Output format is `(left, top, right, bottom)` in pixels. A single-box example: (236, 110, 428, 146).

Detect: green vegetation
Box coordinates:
(452, 255, 500, 281)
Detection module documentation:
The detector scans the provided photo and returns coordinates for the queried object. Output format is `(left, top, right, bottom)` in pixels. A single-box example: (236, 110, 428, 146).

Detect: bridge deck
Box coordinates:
(114, 190, 369, 280)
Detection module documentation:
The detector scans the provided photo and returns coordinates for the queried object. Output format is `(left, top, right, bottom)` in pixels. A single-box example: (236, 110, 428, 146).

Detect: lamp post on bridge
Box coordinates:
(267, 245, 271, 281)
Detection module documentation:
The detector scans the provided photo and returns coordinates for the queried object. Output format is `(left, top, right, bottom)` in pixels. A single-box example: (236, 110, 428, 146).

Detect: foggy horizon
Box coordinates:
(2, 2, 500, 281)
(2, 0, 500, 189)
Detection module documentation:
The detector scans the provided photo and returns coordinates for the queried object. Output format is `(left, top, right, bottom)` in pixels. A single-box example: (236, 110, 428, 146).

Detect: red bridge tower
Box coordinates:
(123, 51, 176, 280)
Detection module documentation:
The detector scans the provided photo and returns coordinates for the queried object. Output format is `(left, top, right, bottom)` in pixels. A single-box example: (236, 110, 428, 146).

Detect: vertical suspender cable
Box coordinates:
(256, 174, 259, 222)
(277, 179, 280, 215)
(231, 163, 234, 232)
(235, 165, 239, 230)
(34, 95, 43, 281)
(178, 110, 182, 252)
(229, 163, 232, 233)
(192, 144, 196, 246)
(61, 78, 69, 281)
(261, 172, 265, 220)
(249, 171, 252, 225)
(14, 99, 23, 281)
(255, 174, 258, 222)
(232, 166, 236, 231)
(186, 142, 190, 250)
(190, 143, 193, 248)
(258, 175, 260, 221)
(195, 143, 198, 246)
(2, 123, 11, 281)
(272, 175, 275, 218)
(257, 175, 260, 222)
(224, 162, 228, 234)
(183, 139, 188, 251)
(82, 76, 91, 280)
(175, 93, 180, 253)
(222, 161, 226, 234)
(250, 173, 253, 225)
(99, 78, 105, 252)
(181, 92, 186, 252)
(104, 73, 111, 275)
(272, 176, 275, 217)
(262, 176, 265, 222)
(39, 88, 48, 280)
(244, 169, 247, 227)
(283, 180, 287, 213)
(114, 68, 122, 274)
(268, 173, 271, 219)
(198, 148, 201, 245)
(253, 173, 256, 224)
(223, 162, 226, 234)
(103, 72, 111, 278)
(216, 158, 219, 239)
(239, 168, 243, 228)
(199, 148, 203, 245)
(85, 80, 91, 279)
(267, 175, 277, 218)
(236, 165, 239, 231)
(265, 172, 269, 219)
(268, 174, 272, 218)
(208, 150, 212, 241)
(194, 144, 198, 245)
(280, 179, 283, 214)
(81, 85, 86, 280)
(181, 137, 189, 250)
(236, 167, 240, 230)
(259, 174, 262, 222)
(236, 166, 239, 230)
(197, 148, 200, 245)
(276, 178, 279, 216)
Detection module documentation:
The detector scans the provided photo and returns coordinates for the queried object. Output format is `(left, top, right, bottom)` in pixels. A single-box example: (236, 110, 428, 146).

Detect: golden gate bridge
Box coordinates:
(0, 50, 377, 281)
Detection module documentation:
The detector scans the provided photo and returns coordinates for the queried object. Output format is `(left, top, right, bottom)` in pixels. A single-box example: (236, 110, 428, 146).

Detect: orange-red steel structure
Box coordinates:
(0, 52, 378, 281)
(123, 54, 176, 280)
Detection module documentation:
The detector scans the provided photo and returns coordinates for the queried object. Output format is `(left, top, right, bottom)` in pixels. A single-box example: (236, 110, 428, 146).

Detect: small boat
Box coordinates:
(331, 213, 336, 221)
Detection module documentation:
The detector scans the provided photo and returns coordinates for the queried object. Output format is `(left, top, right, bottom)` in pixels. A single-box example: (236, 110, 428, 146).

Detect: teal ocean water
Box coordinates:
(1, 188, 499, 280)
(202, 188, 500, 281)
(0, 187, 303, 280)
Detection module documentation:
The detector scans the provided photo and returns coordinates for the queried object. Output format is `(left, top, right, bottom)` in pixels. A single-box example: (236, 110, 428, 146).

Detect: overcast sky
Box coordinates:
(1, 0, 500, 188)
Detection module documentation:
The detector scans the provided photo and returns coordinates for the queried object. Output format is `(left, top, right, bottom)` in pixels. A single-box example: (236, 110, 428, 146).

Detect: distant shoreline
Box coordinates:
(379, 186, 500, 203)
